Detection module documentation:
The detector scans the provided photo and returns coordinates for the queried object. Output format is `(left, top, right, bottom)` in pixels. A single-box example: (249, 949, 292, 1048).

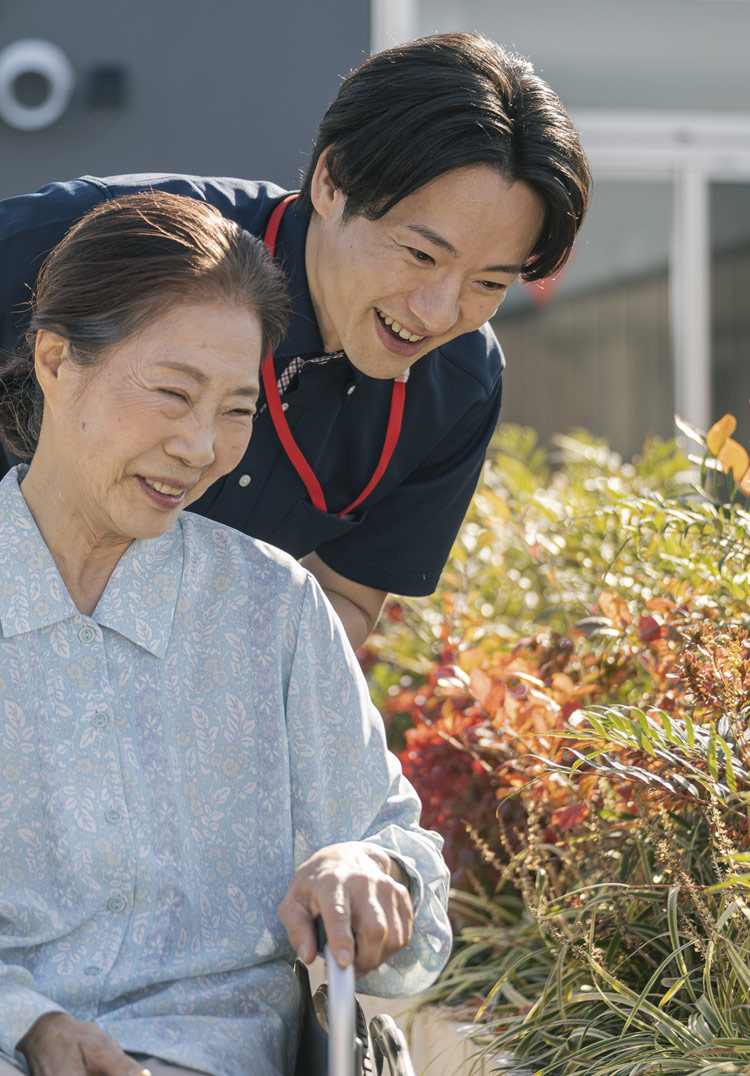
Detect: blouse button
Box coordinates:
(238, 474, 251, 488)
(92, 713, 107, 728)
(78, 625, 96, 643)
(107, 895, 126, 913)
(84, 965, 102, 976)
(105, 809, 122, 825)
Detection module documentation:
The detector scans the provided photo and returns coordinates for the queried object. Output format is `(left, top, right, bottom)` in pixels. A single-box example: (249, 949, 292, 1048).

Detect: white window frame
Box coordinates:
(573, 110, 750, 432)
(370, 0, 419, 52)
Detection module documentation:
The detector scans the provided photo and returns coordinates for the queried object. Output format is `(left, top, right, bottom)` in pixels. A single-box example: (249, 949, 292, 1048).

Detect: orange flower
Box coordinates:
(718, 438, 750, 484)
(706, 413, 750, 494)
(706, 413, 736, 455)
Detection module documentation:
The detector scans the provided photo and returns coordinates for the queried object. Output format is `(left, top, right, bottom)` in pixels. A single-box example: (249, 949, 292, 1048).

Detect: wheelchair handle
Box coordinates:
(316, 918, 356, 1076)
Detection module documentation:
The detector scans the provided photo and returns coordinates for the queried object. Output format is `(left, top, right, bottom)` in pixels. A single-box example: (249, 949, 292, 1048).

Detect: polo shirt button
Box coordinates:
(78, 625, 96, 643)
(105, 809, 122, 825)
(92, 713, 108, 728)
(281, 401, 289, 411)
(107, 895, 126, 913)
(238, 474, 251, 488)
(346, 384, 356, 395)
(84, 965, 102, 976)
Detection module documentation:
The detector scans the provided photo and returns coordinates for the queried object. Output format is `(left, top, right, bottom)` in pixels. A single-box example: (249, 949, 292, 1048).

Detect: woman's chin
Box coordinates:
(109, 506, 183, 544)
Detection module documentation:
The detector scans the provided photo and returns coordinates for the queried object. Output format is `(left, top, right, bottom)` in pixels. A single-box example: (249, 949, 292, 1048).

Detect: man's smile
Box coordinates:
(372, 308, 430, 361)
(375, 308, 426, 343)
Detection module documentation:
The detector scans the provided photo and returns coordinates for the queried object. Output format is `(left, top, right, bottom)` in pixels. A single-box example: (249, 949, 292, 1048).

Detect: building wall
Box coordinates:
(493, 269, 673, 460)
(414, 0, 750, 112)
(494, 238, 750, 461)
(0, 0, 370, 198)
(712, 244, 750, 446)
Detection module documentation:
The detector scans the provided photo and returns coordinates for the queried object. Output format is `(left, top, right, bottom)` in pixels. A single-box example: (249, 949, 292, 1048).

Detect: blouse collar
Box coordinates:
(0, 466, 181, 657)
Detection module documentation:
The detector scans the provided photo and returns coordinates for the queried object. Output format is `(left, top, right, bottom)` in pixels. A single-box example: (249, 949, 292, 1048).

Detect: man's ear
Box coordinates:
(34, 330, 71, 400)
(309, 149, 345, 222)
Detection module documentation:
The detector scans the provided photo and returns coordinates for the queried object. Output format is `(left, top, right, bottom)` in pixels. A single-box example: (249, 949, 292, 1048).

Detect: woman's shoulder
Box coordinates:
(178, 511, 310, 588)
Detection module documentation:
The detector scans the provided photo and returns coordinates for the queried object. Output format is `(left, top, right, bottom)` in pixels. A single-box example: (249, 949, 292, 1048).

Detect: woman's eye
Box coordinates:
(160, 388, 188, 402)
(479, 280, 506, 292)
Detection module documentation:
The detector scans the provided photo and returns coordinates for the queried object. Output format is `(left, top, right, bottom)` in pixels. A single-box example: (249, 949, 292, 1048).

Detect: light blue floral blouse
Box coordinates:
(0, 466, 451, 1076)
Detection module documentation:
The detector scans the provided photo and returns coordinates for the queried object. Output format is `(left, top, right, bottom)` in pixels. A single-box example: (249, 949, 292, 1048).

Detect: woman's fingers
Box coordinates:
(19, 1012, 149, 1076)
(349, 869, 413, 975)
(279, 842, 414, 975)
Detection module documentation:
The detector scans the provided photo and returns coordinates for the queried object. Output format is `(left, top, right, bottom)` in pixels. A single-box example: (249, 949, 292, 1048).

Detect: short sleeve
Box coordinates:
(316, 373, 502, 595)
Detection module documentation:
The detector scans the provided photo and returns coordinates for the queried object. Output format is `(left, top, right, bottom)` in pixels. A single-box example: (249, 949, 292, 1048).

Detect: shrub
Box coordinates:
(364, 420, 750, 1074)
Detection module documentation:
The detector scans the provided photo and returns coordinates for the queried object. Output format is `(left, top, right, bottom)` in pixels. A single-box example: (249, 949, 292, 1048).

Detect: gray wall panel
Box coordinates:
(0, 1, 370, 197)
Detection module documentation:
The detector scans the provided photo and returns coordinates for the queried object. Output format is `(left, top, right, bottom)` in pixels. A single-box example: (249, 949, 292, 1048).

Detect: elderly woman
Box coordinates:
(0, 193, 451, 1076)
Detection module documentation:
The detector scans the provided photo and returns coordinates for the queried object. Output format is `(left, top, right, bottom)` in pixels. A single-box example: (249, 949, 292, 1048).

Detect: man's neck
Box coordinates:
(303, 213, 341, 353)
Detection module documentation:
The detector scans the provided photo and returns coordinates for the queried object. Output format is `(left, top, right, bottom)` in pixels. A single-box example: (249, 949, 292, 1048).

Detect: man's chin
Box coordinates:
(348, 350, 419, 380)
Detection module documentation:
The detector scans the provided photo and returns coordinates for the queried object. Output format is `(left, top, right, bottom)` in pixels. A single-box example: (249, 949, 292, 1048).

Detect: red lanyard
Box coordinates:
(261, 194, 407, 517)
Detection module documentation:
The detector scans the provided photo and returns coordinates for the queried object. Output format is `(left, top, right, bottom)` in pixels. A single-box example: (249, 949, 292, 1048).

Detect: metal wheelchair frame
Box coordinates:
(294, 949, 416, 1076)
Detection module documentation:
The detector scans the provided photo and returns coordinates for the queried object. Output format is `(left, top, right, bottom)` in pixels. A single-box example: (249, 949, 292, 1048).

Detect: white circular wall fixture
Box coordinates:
(0, 39, 75, 130)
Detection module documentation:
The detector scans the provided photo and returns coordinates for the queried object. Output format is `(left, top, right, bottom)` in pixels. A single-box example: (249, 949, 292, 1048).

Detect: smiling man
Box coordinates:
(0, 32, 591, 648)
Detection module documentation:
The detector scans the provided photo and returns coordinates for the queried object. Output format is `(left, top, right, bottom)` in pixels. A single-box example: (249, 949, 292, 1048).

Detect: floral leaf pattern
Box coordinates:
(0, 468, 450, 1076)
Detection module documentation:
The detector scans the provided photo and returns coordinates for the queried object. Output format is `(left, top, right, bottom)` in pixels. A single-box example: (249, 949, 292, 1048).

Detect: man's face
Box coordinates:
(305, 161, 545, 379)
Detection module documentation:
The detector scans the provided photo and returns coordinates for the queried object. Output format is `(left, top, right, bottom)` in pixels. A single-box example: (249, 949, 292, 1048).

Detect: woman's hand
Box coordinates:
(19, 1012, 150, 1076)
(279, 841, 414, 976)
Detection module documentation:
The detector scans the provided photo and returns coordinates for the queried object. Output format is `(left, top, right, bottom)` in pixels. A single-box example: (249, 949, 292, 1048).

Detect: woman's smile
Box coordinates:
(136, 474, 190, 510)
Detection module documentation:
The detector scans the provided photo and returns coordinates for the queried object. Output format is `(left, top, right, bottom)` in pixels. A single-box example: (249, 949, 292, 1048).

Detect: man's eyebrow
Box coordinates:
(157, 361, 259, 397)
(406, 224, 459, 257)
(405, 225, 525, 274)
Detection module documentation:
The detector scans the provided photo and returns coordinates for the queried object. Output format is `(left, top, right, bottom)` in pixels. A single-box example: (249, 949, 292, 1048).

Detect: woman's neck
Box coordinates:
(20, 461, 131, 617)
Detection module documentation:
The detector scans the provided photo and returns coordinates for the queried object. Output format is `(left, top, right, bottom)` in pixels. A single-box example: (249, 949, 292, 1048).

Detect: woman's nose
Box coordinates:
(164, 415, 216, 468)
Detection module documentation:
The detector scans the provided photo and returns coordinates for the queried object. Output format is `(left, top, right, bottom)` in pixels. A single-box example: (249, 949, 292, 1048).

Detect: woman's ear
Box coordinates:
(309, 149, 345, 221)
(34, 330, 70, 401)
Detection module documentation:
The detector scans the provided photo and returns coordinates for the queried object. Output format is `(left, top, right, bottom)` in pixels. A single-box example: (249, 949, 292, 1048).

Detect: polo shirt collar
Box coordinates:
(273, 200, 326, 359)
(0, 466, 181, 657)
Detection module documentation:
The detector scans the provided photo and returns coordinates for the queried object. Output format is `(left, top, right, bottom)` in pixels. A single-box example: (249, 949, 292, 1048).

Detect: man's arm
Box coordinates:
(0, 180, 106, 355)
(300, 552, 386, 650)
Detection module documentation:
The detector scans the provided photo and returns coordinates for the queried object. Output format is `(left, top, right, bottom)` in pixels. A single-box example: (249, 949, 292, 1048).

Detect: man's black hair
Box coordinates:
(298, 32, 591, 281)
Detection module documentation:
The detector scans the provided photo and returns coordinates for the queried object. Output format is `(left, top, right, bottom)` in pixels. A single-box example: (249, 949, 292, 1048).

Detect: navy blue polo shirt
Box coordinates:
(0, 175, 504, 595)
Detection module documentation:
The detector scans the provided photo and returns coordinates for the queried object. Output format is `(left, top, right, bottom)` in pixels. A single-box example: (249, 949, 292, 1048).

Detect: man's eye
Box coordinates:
(408, 247, 433, 264)
(228, 408, 255, 419)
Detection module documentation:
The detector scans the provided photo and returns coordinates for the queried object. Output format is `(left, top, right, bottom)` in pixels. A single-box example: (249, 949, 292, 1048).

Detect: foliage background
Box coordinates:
(362, 424, 750, 1075)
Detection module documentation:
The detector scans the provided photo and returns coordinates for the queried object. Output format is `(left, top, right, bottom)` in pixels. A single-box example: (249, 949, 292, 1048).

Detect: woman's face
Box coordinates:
(43, 300, 262, 544)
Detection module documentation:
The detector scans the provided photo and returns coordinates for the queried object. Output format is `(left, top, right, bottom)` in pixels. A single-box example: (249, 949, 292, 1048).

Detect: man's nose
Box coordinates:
(408, 278, 461, 336)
